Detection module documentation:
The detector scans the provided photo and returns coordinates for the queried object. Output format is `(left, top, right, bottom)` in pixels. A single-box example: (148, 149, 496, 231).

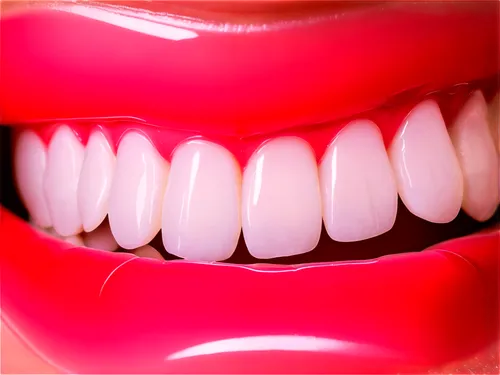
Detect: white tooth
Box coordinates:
(319, 120, 398, 242)
(63, 235, 85, 247)
(108, 132, 169, 249)
(14, 131, 52, 228)
(162, 140, 241, 262)
(43, 126, 85, 236)
(389, 100, 463, 223)
(83, 220, 118, 251)
(133, 245, 164, 260)
(77, 131, 115, 232)
(449, 91, 498, 221)
(241, 137, 322, 259)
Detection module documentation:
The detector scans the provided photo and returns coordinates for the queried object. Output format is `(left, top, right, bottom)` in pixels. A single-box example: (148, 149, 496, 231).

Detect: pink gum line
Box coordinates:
(24, 82, 495, 167)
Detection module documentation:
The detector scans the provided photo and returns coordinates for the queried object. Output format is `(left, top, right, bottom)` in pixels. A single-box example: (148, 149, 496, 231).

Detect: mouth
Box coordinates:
(1, 1, 499, 373)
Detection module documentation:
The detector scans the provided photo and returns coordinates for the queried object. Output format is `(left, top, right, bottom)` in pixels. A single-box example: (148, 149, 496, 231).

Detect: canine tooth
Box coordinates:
(242, 137, 322, 259)
(162, 140, 241, 262)
(389, 100, 463, 223)
(449, 91, 498, 221)
(14, 131, 52, 228)
(133, 245, 164, 260)
(83, 220, 118, 251)
(319, 120, 398, 242)
(77, 131, 115, 232)
(108, 133, 169, 249)
(43, 126, 85, 236)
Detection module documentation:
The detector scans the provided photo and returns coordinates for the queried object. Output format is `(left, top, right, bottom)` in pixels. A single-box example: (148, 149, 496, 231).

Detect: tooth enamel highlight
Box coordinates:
(162, 140, 241, 261)
(319, 120, 398, 242)
(242, 137, 322, 259)
(83, 220, 118, 251)
(14, 131, 52, 228)
(449, 91, 498, 221)
(389, 100, 463, 223)
(43, 126, 85, 236)
(77, 131, 115, 232)
(108, 132, 169, 249)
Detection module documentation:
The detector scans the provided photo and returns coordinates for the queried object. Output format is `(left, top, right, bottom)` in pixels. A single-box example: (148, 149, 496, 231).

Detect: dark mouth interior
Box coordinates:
(1, 125, 498, 265)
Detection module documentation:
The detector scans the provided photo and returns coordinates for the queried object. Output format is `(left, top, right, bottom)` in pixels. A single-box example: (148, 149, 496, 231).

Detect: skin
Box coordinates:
(1, 321, 59, 373)
(0, 0, 496, 373)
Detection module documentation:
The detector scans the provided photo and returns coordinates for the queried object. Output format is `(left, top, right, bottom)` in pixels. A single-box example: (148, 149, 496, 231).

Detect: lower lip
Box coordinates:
(1, 207, 498, 373)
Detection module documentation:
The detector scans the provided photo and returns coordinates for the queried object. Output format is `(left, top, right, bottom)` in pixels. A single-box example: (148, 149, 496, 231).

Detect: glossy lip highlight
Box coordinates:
(0, 208, 498, 373)
(1, 1, 498, 136)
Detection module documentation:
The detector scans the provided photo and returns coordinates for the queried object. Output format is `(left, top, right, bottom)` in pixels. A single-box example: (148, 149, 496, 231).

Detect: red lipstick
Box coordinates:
(1, 2, 498, 136)
(0, 1, 499, 373)
(1, 208, 498, 373)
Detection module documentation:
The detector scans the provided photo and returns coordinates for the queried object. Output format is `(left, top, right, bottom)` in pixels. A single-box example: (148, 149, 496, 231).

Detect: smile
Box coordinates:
(0, 1, 499, 373)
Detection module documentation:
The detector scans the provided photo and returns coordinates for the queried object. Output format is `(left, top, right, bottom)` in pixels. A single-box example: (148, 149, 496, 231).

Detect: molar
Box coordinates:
(319, 120, 398, 242)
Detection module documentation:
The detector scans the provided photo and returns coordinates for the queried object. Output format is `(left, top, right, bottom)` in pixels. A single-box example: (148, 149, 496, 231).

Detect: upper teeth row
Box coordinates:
(15, 92, 500, 261)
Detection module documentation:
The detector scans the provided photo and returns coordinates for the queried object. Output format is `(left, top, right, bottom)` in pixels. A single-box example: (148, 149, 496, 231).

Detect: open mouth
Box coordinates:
(1, 1, 499, 373)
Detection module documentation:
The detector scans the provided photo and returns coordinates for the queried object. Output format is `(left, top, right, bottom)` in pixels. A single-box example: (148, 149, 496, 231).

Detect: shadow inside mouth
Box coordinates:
(1, 125, 497, 265)
(145, 204, 498, 265)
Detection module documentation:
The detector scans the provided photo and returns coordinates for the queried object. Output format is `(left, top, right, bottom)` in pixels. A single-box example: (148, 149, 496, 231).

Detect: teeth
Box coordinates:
(46, 227, 84, 247)
(162, 140, 241, 262)
(64, 234, 85, 247)
(319, 120, 398, 242)
(241, 137, 322, 259)
(449, 91, 498, 221)
(132, 245, 165, 260)
(77, 131, 115, 232)
(14, 131, 52, 228)
(108, 132, 169, 249)
(82, 220, 118, 251)
(43, 126, 85, 236)
(389, 100, 463, 223)
(17, 92, 495, 263)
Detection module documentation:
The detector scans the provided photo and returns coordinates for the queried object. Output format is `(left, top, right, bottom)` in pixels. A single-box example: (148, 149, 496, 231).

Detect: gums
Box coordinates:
(18, 78, 499, 167)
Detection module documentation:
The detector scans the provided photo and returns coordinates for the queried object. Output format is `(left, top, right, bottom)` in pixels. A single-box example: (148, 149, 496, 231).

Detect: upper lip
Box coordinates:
(0, 1, 498, 136)
(0, 1, 499, 373)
